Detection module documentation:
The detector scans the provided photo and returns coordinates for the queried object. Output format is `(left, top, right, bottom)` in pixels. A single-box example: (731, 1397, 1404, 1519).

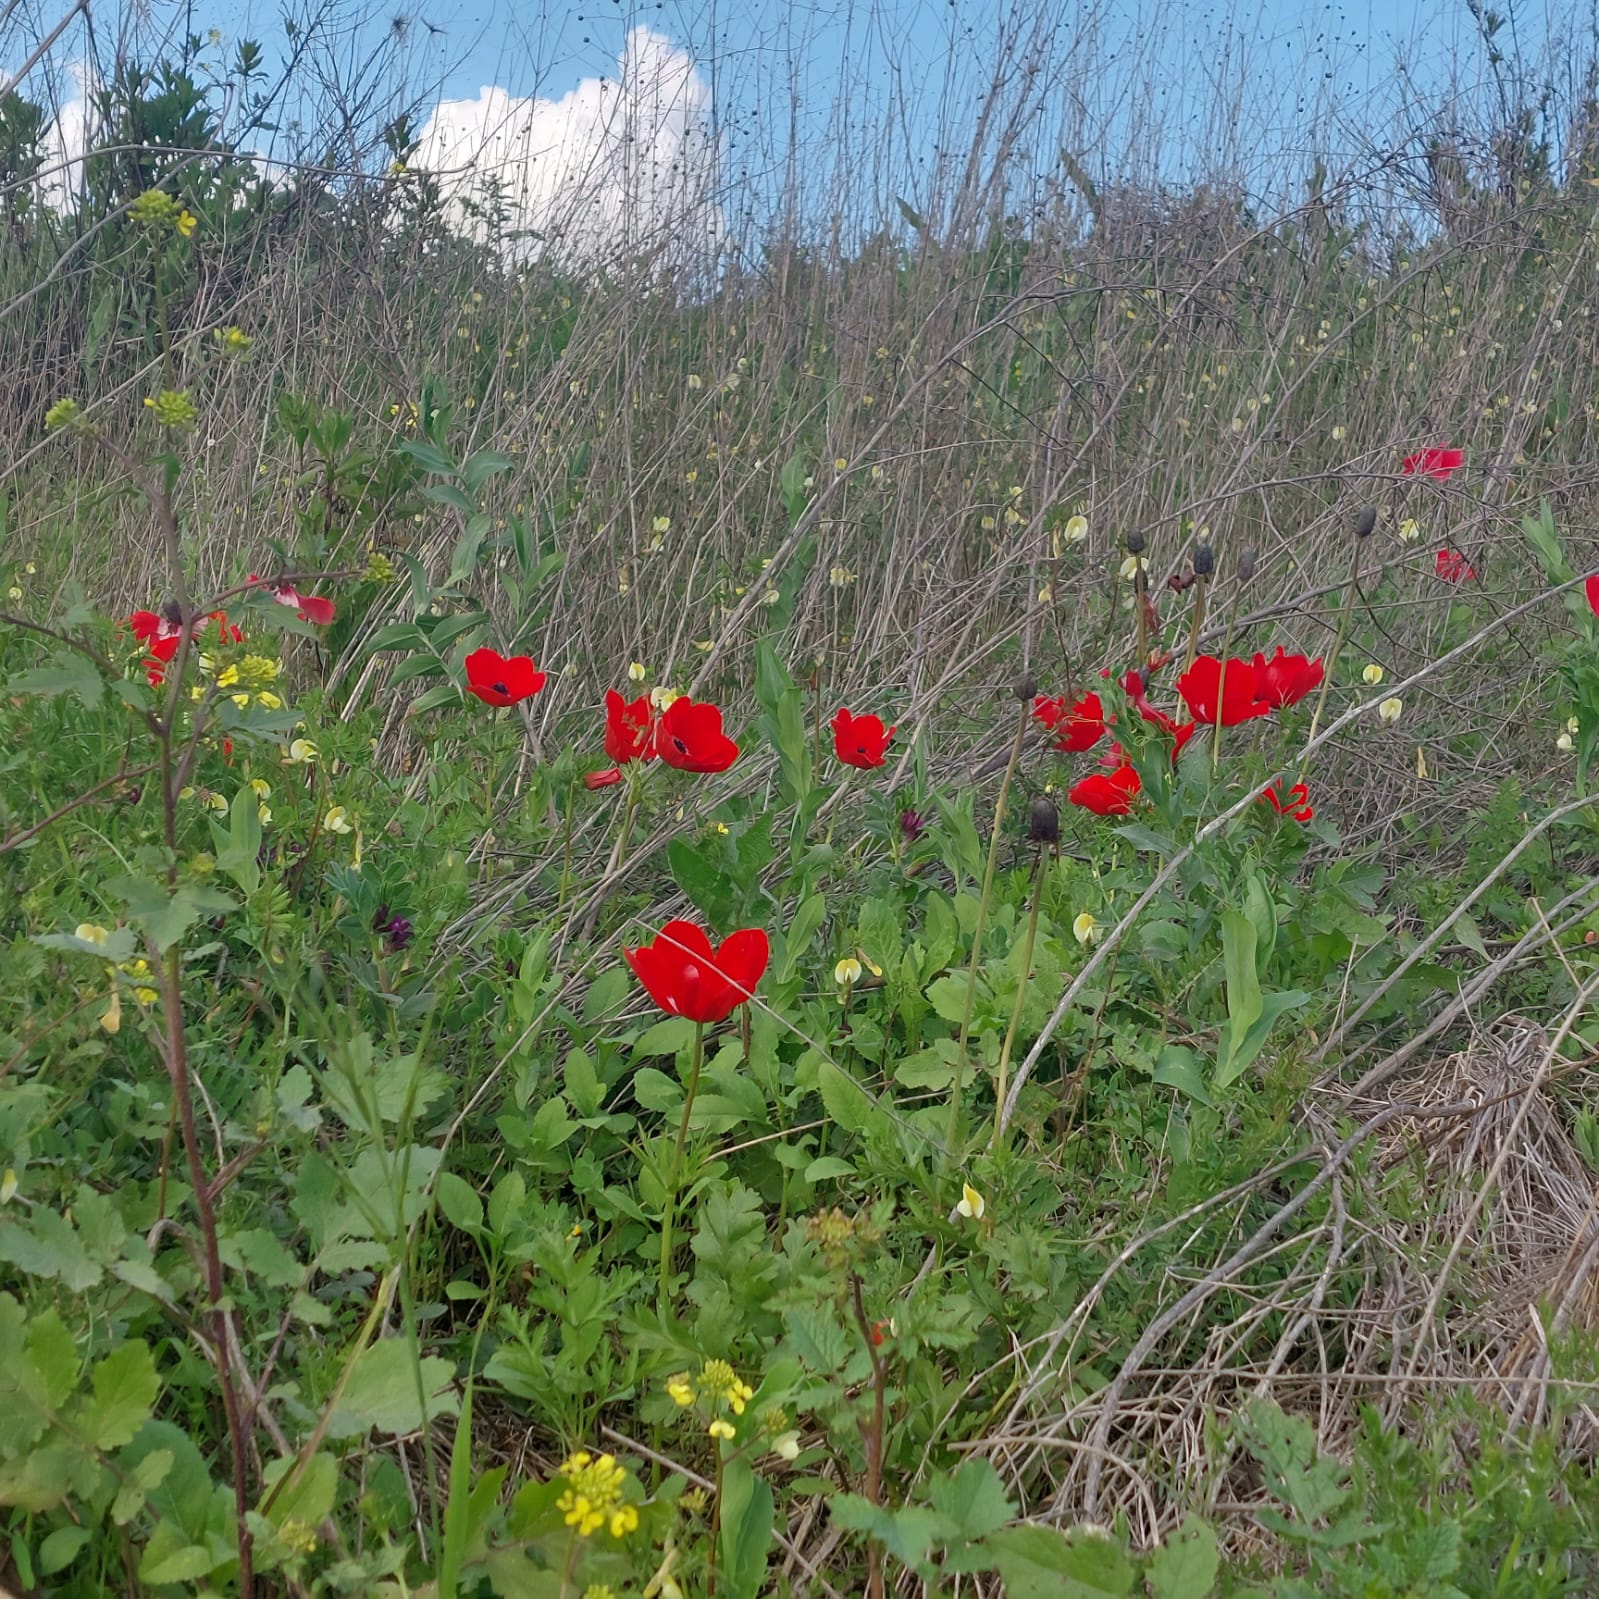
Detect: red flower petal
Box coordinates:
(831, 706, 895, 768)
(464, 647, 546, 707)
(1176, 655, 1271, 726)
(1261, 780, 1314, 822)
(295, 593, 337, 626)
(584, 767, 624, 789)
(1434, 548, 1477, 584)
(1251, 647, 1325, 710)
(654, 697, 739, 773)
(1402, 445, 1464, 480)
(1068, 765, 1141, 816)
(605, 690, 656, 763)
(624, 919, 769, 1024)
(1033, 691, 1105, 753)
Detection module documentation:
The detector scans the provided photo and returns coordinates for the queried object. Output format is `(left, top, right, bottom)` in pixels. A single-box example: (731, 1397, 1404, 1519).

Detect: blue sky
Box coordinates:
(5, 0, 1580, 238)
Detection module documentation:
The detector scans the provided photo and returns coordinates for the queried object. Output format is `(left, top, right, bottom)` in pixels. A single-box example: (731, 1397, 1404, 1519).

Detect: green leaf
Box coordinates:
(1220, 909, 1262, 1038)
(38, 1525, 91, 1575)
(214, 786, 263, 893)
(1146, 1516, 1219, 1599)
(897, 195, 924, 231)
(461, 449, 514, 494)
(0, 1209, 102, 1291)
(326, 1339, 458, 1438)
(1152, 1045, 1214, 1106)
(79, 1340, 159, 1449)
(776, 893, 827, 982)
(928, 1459, 1014, 1541)
(138, 1533, 217, 1586)
(816, 1058, 886, 1139)
(717, 1457, 774, 1599)
(106, 875, 234, 953)
(634, 1017, 698, 1057)
(1214, 990, 1310, 1092)
(986, 1524, 1135, 1598)
(4, 650, 104, 707)
(435, 1171, 484, 1234)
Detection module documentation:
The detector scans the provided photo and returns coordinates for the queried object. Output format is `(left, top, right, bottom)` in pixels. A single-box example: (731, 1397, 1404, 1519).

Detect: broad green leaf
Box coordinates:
(986, 1524, 1135, 1597)
(79, 1340, 159, 1449)
(717, 1457, 774, 1599)
(38, 1525, 91, 1575)
(326, 1339, 458, 1438)
(1146, 1515, 1219, 1599)
(1214, 990, 1310, 1092)
(928, 1458, 1014, 1541)
(434, 1171, 484, 1235)
(4, 651, 104, 707)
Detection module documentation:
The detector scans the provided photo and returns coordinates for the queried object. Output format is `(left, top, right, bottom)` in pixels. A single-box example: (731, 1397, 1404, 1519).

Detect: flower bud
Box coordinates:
(1012, 670, 1038, 702)
(1028, 797, 1059, 845)
(1193, 542, 1214, 577)
(1354, 504, 1378, 539)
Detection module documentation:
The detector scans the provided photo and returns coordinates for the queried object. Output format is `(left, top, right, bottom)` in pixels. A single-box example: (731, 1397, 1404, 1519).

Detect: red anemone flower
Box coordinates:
(605, 690, 656, 763)
(624, 919, 770, 1025)
(1435, 548, 1477, 584)
(250, 574, 336, 626)
(1176, 655, 1271, 727)
(1586, 575, 1599, 616)
(1033, 691, 1106, 753)
(832, 706, 895, 768)
(1171, 721, 1200, 760)
(464, 647, 546, 707)
(1252, 647, 1325, 710)
(1068, 764, 1142, 817)
(584, 767, 624, 790)
(1402, 445, 1464, 480)
(1261, 780, 1314, 822)
(654, 696, 739, 773)
(129, 608, 179, 646)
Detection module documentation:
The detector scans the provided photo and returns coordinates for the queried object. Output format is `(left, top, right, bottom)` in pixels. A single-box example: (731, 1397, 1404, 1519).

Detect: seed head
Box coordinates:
(1125, 528, 1146, 556)
(1237, 549, 1257, 583)
(1012, 670, 1038, 702)
(1193, 541, 1215, 577)
(1354, 504, 1378, 539)
(1028, 797, 1060, 845)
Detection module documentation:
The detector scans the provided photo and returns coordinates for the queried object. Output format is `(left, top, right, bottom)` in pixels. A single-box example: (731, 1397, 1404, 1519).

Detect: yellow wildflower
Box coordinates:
(955, 1181, 985, 1220)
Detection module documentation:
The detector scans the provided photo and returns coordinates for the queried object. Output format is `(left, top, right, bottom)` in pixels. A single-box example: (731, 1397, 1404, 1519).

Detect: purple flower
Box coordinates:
(899, 808, 930, 843)
(384, 917, 413, 953)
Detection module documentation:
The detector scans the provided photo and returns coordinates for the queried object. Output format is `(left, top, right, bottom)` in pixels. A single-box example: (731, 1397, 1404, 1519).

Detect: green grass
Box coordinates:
(4, 26, 1599, 1599)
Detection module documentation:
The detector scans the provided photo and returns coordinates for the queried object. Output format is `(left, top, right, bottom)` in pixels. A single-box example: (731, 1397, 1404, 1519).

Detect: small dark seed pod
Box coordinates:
(1012, 670, 1038, 702)
(1193, 541, 1215, 577)
(1354, 504, 1378, 539)
(1237, 548, 1257, 582)
(1125, 528, 1146, 555)
(161, 598, 184, 626)
(1028, 797, 1060, 846)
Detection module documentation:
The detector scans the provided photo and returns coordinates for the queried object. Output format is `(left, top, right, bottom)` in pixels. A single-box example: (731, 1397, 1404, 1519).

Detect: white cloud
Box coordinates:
(411, 27, 720, 270)
(38, 62, 94, 210)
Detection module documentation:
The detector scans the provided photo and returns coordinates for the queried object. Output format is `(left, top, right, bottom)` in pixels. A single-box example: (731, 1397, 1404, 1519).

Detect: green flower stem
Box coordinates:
(658, 1020, 707, 1314)
(991, 845, 1049, 1151)
(949, 695, 1029, 1152)
(1182, 574, 1209, 672)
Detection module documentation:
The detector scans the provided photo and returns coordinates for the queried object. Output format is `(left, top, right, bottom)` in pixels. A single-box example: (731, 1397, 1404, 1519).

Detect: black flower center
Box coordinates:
(492, 681, 508, 696)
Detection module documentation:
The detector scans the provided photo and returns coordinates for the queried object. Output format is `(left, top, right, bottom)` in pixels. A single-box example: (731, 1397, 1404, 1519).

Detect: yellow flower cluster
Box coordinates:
(696, 1358, 754, 1415)
(555, 1452, 637, 1540)
(128, 189, 196, 236)
(143, 389, 198, 429)
(213, 325, 254, 358)
(43, 397, 85, 433)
